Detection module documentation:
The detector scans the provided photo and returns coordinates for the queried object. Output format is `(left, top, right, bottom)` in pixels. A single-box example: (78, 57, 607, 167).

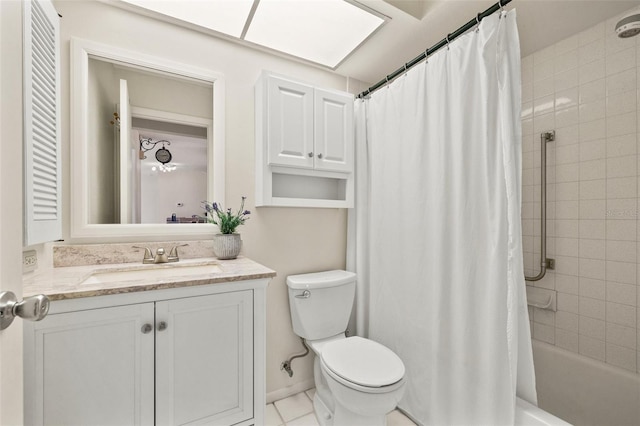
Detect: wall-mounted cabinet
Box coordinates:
(256, 72, 354, 208)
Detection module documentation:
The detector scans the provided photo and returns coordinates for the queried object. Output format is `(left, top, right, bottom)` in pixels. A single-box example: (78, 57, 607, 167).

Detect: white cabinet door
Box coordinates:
(25, 303, 155, 426)
(155, 291, 254, 426)
(267, 76, 314, 169)
(314, 88, 354, 173)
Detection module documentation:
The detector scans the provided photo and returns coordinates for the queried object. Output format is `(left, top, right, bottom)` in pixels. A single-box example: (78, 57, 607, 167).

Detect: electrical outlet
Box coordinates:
(23, 250, 38, 272)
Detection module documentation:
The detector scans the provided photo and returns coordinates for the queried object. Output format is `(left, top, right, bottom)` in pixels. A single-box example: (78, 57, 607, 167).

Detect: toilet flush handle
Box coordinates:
(295, 290, 311, 299)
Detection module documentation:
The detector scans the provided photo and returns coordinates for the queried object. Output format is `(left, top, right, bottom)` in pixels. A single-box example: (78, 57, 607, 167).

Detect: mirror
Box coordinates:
(71, 39, 225, 240)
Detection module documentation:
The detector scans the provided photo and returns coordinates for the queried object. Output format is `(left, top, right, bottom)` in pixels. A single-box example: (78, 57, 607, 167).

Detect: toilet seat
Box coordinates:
(320, 337, 405, 389)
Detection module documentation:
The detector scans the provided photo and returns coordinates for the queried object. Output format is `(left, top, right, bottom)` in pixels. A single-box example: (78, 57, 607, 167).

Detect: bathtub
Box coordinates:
(532, 339, 640, 426)
(516, 397, 570, 426)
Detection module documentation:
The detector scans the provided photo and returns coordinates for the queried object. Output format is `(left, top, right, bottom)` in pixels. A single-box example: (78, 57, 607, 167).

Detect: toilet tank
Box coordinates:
(286, 270, 356, 341)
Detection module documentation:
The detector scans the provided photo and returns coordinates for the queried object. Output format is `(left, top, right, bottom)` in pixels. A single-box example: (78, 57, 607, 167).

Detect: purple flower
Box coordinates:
(243, 210, 251, 215)
(212, 202, 219, 212)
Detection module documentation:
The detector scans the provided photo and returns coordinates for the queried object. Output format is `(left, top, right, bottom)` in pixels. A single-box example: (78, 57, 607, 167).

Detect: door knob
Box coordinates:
(0, 291, 50, 330)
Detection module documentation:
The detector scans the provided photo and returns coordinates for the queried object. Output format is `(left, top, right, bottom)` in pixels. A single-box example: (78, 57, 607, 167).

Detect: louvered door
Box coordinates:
(23, 0, 61, 245)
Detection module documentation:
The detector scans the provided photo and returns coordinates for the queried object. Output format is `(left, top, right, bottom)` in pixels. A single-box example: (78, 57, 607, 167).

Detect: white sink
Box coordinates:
(80, 263, 222, 285)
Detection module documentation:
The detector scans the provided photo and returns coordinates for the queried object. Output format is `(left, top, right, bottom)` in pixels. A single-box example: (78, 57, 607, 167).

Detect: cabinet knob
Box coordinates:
(317, 153, 323, 159)
(308, 152, 313, 158)
(141, 323, 153, 334)
(158, 321, 167, 331)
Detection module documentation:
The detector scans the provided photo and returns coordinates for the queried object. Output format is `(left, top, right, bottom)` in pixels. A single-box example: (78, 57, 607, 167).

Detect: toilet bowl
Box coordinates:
(286, 271, 406, 426)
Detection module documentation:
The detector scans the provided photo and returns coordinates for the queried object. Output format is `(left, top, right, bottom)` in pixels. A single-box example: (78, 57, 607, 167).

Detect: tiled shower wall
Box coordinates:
(522, 10, 640, 373)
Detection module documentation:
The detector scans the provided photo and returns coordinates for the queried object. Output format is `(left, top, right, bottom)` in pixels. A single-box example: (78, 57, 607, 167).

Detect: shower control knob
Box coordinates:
(308, 152, 313, 158)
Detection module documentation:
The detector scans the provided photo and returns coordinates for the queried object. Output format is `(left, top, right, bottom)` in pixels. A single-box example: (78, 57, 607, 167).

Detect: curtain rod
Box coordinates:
(356, 0, 513, 99)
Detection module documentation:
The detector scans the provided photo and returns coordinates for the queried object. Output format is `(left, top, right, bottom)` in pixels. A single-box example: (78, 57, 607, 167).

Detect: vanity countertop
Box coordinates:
(23, 256, 276, 301)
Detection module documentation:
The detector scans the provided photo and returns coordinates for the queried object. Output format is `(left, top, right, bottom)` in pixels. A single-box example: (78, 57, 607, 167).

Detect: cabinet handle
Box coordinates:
(308, 152, 313, 158)
(141, 323, 153, 334)
(317, 153, 323, 159)
(158, 321, 167, 331)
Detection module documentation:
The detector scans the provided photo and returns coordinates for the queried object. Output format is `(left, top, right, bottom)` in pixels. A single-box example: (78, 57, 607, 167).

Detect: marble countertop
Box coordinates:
(23, 256, 276, 301)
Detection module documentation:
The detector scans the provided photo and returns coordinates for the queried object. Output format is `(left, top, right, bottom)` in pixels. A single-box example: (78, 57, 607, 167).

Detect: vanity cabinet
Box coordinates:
(256, 72, 354, 208)
(24, 281, 266, 426)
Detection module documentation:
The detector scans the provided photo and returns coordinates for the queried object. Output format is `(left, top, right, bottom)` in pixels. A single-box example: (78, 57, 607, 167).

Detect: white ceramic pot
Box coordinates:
(213, 233, 242, 259)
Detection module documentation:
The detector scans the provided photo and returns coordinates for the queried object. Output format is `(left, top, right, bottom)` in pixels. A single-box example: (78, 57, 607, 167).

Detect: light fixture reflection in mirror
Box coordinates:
(71, 38, 225, 240)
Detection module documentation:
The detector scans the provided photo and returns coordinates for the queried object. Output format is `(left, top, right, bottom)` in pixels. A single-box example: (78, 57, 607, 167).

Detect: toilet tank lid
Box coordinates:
(286, 270, 356, 290)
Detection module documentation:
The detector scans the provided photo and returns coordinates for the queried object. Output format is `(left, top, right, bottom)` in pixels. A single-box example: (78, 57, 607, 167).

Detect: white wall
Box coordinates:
(522, 8, 640, 374)
(54, 0, 358, 397)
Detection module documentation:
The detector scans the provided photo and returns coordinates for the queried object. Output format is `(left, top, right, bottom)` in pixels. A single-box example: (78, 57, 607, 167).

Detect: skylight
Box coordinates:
(120, 0, 386, 68)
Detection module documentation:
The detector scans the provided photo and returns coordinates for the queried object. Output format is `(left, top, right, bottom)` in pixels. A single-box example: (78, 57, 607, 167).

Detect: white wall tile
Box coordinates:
(579, 119, 606, 142)
(554, 256, 579, 276)
(580, 258, 606, 279)
(607, 177, 637, 199)
(606, 47, 636, 76)
(534, 45, 556, 64)
(580, 239, 606, 260)
(556, 200, 579, 219)
(556, 87, 579, 111)
(607, 112, 637, 138)
(534, 322, 555, 344)
(555, 49, 578, 74)
(579, 179, 606, 200)
(579, 39, 605, 67)
(606, 156, 637, 178)
(534, 307, 556, 326)
(558, 292, 580, 314)
(556, 125, 579, 145)
(606, 281, 637, 306)
(579, 59, 606, 85)
(579, 316, 606, 339)
(580, 277, 606, 300)
(607, 90, 637, 117)
(607, 134, 637, 158)
(534, 77, 555, 99)
(534, 95, 555, 117)
(555, 68, 579, 91)
(534, 59, 555, 82)
(606, 68, 636, 97)
(580, 160, 606, 181)
(579, 99, 606, 122)
(580, 220, 606, 239)
(606, 302, 636, 327)
(580, 297, 606, 320)
(606, 343, 636, 371)
(605, 260, 636, 284)
(556, 311, 579, 332)
(606, 220, 637, 241)
(579, 335, 606, 361)
(606, 198, 637, 220)
(579, 78, 606, 104)
(579, 199, 606, 219)
(555, 219, 579, 238)
(555, 329, 579, 353)
(606, 323, 636, 349)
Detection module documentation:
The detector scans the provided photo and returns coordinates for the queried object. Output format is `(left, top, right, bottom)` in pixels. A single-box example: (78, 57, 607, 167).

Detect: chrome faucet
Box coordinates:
(133, 244, 188, 264)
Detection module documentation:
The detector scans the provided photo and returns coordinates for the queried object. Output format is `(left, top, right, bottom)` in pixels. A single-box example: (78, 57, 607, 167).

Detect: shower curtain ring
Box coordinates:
(475, 13, 481, 32)
(498, 0, 505, 16)
(446, 33, 451, 50)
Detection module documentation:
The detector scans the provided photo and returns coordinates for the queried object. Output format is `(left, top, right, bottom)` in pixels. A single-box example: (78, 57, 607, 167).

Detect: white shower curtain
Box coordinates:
(347, 10, 536, 425)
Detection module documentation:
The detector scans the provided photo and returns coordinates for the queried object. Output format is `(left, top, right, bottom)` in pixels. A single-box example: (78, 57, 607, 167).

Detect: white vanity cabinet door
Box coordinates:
(155, 290, 254, 426)
(25, 303, 155, 426)
(314, 88, 354, 173)
(267, 75, 315, 169)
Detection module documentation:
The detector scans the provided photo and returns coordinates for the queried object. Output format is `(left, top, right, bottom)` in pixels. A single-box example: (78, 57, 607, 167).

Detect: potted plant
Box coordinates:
(202, 197, 250, 259)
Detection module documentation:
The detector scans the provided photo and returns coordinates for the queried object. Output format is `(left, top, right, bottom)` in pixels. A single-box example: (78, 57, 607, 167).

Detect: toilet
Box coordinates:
(286, 270, 406, 426)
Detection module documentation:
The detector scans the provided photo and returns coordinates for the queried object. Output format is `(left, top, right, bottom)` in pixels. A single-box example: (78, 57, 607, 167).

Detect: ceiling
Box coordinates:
(337, 0, 640, 86)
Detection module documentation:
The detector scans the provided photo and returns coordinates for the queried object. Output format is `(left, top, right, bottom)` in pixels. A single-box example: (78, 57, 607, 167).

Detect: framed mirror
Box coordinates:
(70, 38, 225, 240)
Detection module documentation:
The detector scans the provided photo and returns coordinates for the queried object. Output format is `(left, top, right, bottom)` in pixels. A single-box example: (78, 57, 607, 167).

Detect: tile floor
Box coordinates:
(267, 388, 417, 426)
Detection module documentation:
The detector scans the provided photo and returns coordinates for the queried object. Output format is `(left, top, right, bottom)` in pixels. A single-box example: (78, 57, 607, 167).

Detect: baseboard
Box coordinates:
(266, 378, 315, 403)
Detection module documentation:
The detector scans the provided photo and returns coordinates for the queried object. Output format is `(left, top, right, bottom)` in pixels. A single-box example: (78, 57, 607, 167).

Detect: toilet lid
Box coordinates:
(321, 336, 405, 388)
